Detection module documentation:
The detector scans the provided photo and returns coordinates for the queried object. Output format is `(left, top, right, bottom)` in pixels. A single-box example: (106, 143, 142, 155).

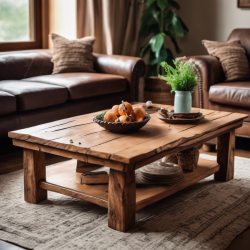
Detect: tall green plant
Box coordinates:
(139, 0, 188, 76)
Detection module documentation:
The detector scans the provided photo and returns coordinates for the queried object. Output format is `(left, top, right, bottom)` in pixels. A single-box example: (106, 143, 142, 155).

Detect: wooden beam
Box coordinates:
(108, 169, 136, 232)
(23, 149, 47, 203)
(13, 139, 128, 172)
(215, 130, 235, 181)
(39, 181, 108, 208)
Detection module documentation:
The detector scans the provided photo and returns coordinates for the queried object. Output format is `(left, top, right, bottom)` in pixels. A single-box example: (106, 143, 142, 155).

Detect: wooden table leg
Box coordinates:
(23, 149, 47, 203)
(108, 169, 136, 232)
(214, 130, 235, 182)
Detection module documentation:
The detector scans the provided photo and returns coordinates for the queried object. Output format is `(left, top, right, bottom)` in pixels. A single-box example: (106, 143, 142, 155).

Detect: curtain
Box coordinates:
(41, 0, 50, 49)
(76, 0, 145, 56)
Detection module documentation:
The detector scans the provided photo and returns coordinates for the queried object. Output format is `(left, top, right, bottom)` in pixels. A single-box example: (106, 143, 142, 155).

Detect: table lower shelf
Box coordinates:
(39, 158, 220, 211)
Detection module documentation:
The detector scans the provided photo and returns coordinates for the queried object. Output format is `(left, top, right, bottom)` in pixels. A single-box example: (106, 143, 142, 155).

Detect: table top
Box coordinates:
(9, 103, 248, 165)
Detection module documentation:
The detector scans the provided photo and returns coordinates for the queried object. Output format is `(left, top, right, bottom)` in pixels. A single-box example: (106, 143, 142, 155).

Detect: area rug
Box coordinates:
(0, 154, 250, 250)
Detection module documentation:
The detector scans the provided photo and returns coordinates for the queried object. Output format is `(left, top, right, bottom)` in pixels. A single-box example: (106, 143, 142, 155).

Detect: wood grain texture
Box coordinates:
(108, 169, 136, 232)
(13, 139, 128, 172)
(76, 160, 102, 173)
(215, 130, 235, 181)
(37, 158, 219, 213)
(9, 104, 248, 165)
(12, 117, 242, 172)
(136, 158, 219, 211)
(40, 159, 108, 208)
(23, 149, 47, 203)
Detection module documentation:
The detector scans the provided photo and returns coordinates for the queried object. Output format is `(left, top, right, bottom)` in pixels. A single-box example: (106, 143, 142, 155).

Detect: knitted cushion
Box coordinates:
(202, 39, 250, 81)
(51, 33, 95, 74)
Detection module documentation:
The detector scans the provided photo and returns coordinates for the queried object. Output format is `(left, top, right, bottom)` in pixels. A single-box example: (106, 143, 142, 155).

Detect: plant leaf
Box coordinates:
(164, 10, 174, 30)
(146, 0, 155, 6)
(165, 48, 174, 66)
(139, 3, 159, 37)
(160, 59, 198, 93)
(171, 13, 185, 37)
(149, 33, 164, 53)
(170, 37, 182, 53)
(169, 0, 180, 10)
(139, 43, 151, 58)
(156, 0, 168, 10)
(178, 16, 189, 34)
(148, 46, 168, 65)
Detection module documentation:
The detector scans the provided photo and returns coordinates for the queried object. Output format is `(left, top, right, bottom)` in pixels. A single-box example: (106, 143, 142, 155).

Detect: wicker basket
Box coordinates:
(144, 76, 175, 105)
(93, 114, 151, 133)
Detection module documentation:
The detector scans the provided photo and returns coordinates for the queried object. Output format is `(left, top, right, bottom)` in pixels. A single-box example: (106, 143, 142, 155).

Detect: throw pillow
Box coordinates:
(202, 39, 250, 81)
(51, 33, 95, 74)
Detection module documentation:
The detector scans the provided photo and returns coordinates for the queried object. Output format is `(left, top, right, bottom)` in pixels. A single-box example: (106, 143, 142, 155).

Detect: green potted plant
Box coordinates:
(139, 0, 188, 105)
(160, 59, 198, 113)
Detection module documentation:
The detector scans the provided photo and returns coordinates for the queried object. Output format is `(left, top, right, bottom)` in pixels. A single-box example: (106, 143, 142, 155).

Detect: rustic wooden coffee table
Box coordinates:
(9, 103, 248, 232)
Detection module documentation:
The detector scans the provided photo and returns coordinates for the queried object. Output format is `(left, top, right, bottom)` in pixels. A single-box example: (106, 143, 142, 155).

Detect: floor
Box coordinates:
(0, 137, 249, 250)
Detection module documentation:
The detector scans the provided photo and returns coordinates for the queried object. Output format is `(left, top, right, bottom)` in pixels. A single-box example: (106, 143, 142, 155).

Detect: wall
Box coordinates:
(48, 0, 76, 48)
(174, 0, 250, 57)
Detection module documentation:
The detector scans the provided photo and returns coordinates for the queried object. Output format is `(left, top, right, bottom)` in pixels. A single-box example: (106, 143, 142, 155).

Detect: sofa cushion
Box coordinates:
(24, 73, 128, 100)
(202, 40, 250, 82)
(0, 81, 68, 112)
(0, 50, 53, 80)
(209, 82, 250, 109)
(0, 91, 16, 115)
(51, 33, 95, 74)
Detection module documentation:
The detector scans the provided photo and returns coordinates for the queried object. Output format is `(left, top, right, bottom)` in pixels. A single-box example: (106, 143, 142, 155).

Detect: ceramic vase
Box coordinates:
(174, 91, 192, 113)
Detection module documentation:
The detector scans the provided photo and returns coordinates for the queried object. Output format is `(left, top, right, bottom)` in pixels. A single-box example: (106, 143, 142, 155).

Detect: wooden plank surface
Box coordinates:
(40, 158, 219, 212)
(9, 103, 248, 164)
(135, 158, 219, 211)
(40, 159, 109, 208)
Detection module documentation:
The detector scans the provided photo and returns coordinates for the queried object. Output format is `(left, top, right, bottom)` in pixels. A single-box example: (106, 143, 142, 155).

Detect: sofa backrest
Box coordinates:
(228, 28, 250, 62)
(0, 49, 53, 80)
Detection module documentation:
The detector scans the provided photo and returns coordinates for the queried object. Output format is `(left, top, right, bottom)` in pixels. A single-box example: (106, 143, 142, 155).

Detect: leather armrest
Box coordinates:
(93, 53, 146, 101)
(179, 55, 225, 108)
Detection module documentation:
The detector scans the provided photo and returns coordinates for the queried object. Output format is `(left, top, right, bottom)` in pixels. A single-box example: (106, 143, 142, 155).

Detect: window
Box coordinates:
(0, 0, 41, 51)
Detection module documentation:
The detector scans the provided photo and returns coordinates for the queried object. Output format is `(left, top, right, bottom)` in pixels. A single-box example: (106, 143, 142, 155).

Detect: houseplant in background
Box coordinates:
(139, 0, 188, 104)
(160, 59, 198, 113)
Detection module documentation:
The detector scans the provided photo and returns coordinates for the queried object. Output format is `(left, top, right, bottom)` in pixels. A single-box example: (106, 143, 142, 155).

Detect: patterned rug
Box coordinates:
(0, 154, 250, 250)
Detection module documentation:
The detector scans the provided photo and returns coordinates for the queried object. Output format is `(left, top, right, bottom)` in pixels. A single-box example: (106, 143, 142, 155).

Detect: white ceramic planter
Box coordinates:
(174, 91, 192, 113)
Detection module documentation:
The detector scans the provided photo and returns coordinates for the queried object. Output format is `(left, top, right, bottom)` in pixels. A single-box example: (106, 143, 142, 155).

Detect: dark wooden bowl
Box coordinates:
(93, 114, 151, 133)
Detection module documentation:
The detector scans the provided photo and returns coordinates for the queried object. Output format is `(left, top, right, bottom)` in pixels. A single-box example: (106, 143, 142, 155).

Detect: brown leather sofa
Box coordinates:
(181, 29, 250, 140)
(0, 49, 146, 154)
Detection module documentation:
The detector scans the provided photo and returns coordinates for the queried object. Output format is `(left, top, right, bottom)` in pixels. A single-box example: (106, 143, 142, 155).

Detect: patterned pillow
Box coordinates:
(51, 33, 95, 74)
(202, 39, 250, 81)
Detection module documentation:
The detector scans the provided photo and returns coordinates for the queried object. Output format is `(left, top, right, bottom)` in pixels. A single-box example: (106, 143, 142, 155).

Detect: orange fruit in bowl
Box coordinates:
(119, 114, 132, 123)
(111, 105, 119, 116)
(104, 110, 117, 122)
(132, 107, 146, 122)
(119, 101, 132, 116)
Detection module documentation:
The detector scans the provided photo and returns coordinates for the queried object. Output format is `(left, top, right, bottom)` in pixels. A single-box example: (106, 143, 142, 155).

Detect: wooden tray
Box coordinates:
(157, 110, 204, 124)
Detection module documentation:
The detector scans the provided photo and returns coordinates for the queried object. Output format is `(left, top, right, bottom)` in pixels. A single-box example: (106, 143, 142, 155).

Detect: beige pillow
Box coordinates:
(51, 33, 95, 74)
(202, 39, 250, 81)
